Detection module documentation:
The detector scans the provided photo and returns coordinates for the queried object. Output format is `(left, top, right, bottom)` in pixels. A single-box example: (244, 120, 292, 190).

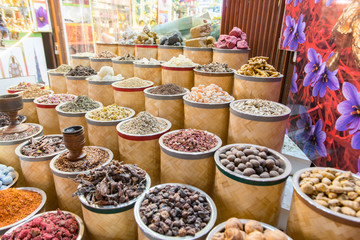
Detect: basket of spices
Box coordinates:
(135, 183, 217, 240)
(18, 87, 53, 123)
(134, 58, 162, 86)
(206, 218, 292, 240)
(134, 26, 159, 59)
(213, 143, 292, 225)
(161, 55, 197, 89)
(90, 51, 117, 72)
(71, 52, 96, 67)
(228, 99, 291, 152)
(234, 57, 283, 101)
(0, 163, 19, 190)
(184, 84, 234, 144)
(0, 94, 43, 186)
(118, 44, 135, 57)
(286, 167, 360, 240)
(66, 65, 97, 96)
(112, 77, 153, 113)
(85, 104, 135, 160)
(74, 161, 150, 240)
(6, 82, 45, 94)
(159, 129, 222, 194)
(15, 135, 66, 210)
(118, 29, 137, 56)
(95, 42, 118, 55)
(183, 47, 213, 65)
(112, 54, 136, 79)
(157, 32, 184, 61)
(56, 96, 102, 144)
(48, 64, 73, 94)
(34, 94, 76, 135)
(2, 210, 84, 240)
(49, 126, 113, 217)
(0, 113, 26, 128)
(145, 84, 188, 130)
(0, 187, 46, 235)
(116, 112, 171, 185)
(194, 63, 234, 94)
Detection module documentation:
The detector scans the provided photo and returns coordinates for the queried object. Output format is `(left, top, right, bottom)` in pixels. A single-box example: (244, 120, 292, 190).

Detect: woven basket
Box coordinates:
(286, 167, 360, 240)
(134, 63, 162, 86)
(48, 71, 67, 94)
(65, 76, 89, 96)
(184, 97, 234, 145)
(118, 44, 135, 56)
(117, 118, 171, 186)
(157, 45, 183, 62)
(15, 134, 67, 210)
(87, 78, 122, 106)
(78, 171, 151, 240)
(212, 48, 250, 70)
(7, 83, 45, 94)
(144, 87, 189, 130)
(183, 47, 213, 65)
(85, 108, 135, 160)
(228, 100, 291, 152)
(135, 44, 158, 59)
(90, 58, 113, 72)
(96, 42, 118, 55)
(159, 130, 222, 194)
(194, 69, 235, 94)
(19, 89, 53, 123)
(112, 80, 153, 113)
(0, 124, 43, 186)
(70, 55, 91, 67)
(233, 72, 284, 101)
(112, 60, 134, 79)
(49, 147, 113, 217)
(161, 65, 195, 89)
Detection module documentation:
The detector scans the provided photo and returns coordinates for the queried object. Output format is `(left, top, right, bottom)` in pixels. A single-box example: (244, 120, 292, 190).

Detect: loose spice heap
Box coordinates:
(60, 96, 100, 113)
(211, 218, 288, 240)
(74, 161, 147, 206)
(66, 65, 97, 77)
(163, 55, 196, 67)
(114, 77, 152, 88)
(114, 53, 137, 61)
(87, 104, 133, 121)
(159, 31, 183, 46)
(0, 113, 25, 128)
(140, 185, 212, 237)
(120, 111, 167, 135)
(134, 58, 161, 65)
(215, 27, 249, 49)
(195, 62, 233, 73)
(54, 146, 109, 172)
(49, 64, 72, 73)
(149, 83, 185, 95)
(8, 82, 43, 91)
(19, 86, 51, 99)
(94, 51, 117, 59)
(21, 136, 65, 157)
(0, 188, 42, 228)
(87, 66, 123, 81)
(35, 94, 76, 105)
(185, 84, 233, 103)
(237, 56, 281, 77)
(2, 210, 79, 240)
(299, 168, 360, 218)
(219, 145, 285, 178)
(0, 164, 16, 190)
(0, 124, 41, 141)
(233, 99, 288, 116)
(163, 129, 218, 152)
(134, 25, 158, 44)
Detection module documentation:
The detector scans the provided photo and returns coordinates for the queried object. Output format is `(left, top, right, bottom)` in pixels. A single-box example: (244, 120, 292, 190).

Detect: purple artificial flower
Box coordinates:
(35, 6, 48, 28)
(288, 0, 303, 6)
(303, 119, 327, 159)
(315, 0, 335, 7)
(289, 14, 306, 51)
(291, 67, 298, 93)
(335, 82, 360, 149)
(282, 16, 296, 48)
(358, 156, 360, 175)
(296, 108, 313, 142)
(311, 65, 339, 97)
(304, 48, 324, 87)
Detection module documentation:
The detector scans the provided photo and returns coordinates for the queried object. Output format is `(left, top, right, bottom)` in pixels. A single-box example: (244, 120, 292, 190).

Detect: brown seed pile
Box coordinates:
(120, 112, 168, 135)
(21, 136, 66, 157)
(114, 54, 137, 61)
(66, 65, 97, 77)
(20, 86, 52, 99)
(237, 56, 281, 77)
(149, 83, 185, 95)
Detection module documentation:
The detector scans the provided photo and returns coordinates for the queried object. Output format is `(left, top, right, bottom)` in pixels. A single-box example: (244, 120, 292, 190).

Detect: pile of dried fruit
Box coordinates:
(21, 136, 65, 157)
(237, 56, 281, 77)
(185, 84, 232, 103)
(215, 27, 249, 49)
(233, 99, 288, 116)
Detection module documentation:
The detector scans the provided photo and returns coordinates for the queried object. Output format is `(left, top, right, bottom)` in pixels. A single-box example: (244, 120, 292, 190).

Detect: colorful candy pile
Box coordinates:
(35, 94, 76, 105)
(185, 84, 233, 103)
(215, 27, 249, 49)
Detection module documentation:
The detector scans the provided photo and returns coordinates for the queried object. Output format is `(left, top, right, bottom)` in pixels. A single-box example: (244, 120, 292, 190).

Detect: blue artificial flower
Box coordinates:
(291, 67, 298, 93)
(289, 14, 306, 51)
(304, 48, 323, 87)
(311, 65, 339, 97)
(303, 119, 327, 159)
(296, 108, 313, 142)
(282, 16, 296, 49)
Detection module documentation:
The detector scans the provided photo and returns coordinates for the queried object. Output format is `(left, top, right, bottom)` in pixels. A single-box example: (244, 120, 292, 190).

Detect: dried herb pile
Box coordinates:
(149, 83, 185, 95)
(119, 111, 168, 135)
(66, 65, 97, 77)
(59, 96, 100, 113)
(21, 136, 66, 157)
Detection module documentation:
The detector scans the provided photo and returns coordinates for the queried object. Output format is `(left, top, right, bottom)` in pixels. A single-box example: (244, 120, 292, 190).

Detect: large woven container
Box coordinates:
(70, 55, 91, 67)
(184, 97, 234, 144)
(95, 42, 118, 55)
(7, 83, 45, 94)
(212, 48, 250, 70)
(78, 171, 150, 240)
(213, 143, 292, 225)
(50, 147, 113, 217)
(134, 62, 162, 86)
(0, 124, 43, 186)
(112, 80, 153, 113)
(157, 45, 183, 62)
(135, 183, 217, 240)
(117, 44, 135, 56)
(161, 65, 195, 89)
(112, 60, 134, 79)
(228, 100, 291, 152)
(15, 135, 67, 210)
(194, 69, 234, 94)
(233, 72, 284, 101)
(85, 108, 135, 160)
(144, 87, 189, 130)
(19, 89, 54, 123)
(87, 78, 122, 106)
(159, 130, 222, 194)
(90, 58, 113, 72)
(183, 47, 213, 65)
(286, 167, 360, 240)
(135, 44, 158, 59)
(65, 76, 88, 96)
(48, 71, 67, 94)
(116, 118, 171, 186)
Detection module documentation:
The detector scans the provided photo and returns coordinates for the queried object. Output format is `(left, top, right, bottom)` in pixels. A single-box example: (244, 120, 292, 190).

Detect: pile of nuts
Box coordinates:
(134, 26, 158, 45)
(299, 168, 360, 218)
(233, 99, 288, 116)
(237, 57, 281, 77)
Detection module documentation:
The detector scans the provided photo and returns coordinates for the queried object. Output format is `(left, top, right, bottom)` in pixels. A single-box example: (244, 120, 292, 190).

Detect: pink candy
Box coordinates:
(35, 94, 76, 105)
(215, 27, 249, 49)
